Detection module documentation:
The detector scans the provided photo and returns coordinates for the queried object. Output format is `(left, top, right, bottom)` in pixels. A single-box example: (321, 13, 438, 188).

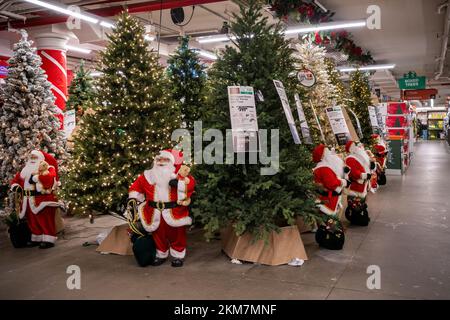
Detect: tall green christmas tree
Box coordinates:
(192, 0, 321, 240)
(348, 70, 372, 143)
(61, 12, 181, 214)
(66, 61, 94, 120)
(167, 36, 207, 134)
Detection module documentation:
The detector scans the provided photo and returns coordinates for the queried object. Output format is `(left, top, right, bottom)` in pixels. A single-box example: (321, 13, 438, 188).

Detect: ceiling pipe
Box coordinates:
(435, 0, 450, 80)
(0, 0, 226, 30)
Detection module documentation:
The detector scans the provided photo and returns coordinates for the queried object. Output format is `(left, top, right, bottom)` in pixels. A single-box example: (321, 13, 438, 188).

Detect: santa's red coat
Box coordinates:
(11, 166, 60, 219)
(313, 165, 346, 215)
(128, 171, 196, 233)
(345, 156, 370, 198)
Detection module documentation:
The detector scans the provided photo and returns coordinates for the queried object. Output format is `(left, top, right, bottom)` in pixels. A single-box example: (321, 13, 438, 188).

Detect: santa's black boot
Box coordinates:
(151, 257, 167, 266)
(171, 259, 184, 268)
(39, 242, 54, 249)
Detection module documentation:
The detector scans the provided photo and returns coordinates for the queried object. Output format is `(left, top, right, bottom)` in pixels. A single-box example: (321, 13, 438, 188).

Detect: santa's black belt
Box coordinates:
(22, 190, 46, 197)
(317, 190, 341, 197)
(147, 201, 178, 210)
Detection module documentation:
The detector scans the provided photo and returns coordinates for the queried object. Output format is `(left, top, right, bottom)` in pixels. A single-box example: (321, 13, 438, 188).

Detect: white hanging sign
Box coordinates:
(326, 105, 352, 145)
(294, 94, 312, 144)
(273, 80, 301, 144)
(63, 109, 76, 139)
(227, 86, 259, 153)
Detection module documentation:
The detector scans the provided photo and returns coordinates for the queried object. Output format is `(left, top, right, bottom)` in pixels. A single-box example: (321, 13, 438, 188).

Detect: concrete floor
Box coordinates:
(1, 140, 450, 300)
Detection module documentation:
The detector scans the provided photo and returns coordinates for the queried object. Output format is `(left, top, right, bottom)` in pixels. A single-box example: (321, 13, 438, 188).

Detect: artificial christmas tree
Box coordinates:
(192, 0, 321, 241)
(348, 70, 372, 143)
(294, 41, 336, 145)
(167, 36, 207, 134)
(66, 61, 94, 121)
(61, 12, 181, 214)
(0, 30, 67, 187)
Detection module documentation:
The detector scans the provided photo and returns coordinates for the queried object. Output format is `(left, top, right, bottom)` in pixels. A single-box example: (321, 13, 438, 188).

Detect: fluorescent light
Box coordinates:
(90, 72, 103, 77)
(284, 20, 366, 35)
(66, 45, 91, 54)
(100, 21, 115, 29)
(430, 99, 434, 107)
(337, 64, 396, 72)
(197, 35, 236, 44)
(198, 50, 217, 60)
(144, 35, 155, 41)
(23, 0, 98, 24)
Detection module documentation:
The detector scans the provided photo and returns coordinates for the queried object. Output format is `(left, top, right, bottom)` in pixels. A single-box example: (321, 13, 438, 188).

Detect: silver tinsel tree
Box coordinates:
(0, 30, 67, 186)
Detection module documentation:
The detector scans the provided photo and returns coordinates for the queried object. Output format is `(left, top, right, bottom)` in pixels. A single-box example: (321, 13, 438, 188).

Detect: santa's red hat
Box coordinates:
(170, 149, 184, 173)
(157, 149, 176, 164)
(345, 140, 355, 153)
(31, 150, 59, 180)
(312, 144, 326, 163)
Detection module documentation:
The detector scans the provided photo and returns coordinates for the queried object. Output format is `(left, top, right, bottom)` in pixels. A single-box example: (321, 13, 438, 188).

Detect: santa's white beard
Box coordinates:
(323, 154, 345, 178)
(20, 160, 40, 181)
(149, 163, 176, 202)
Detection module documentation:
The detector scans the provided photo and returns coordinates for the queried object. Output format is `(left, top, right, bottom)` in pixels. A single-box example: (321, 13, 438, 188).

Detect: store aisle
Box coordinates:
(327, 140, 450, 299)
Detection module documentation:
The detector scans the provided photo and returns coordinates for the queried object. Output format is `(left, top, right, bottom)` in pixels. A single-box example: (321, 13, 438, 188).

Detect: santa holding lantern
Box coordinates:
(371, 134, 388, 186)
(10, 150, 63, 248)
(344, 141, 374, 226)
(312, 144, 349, 250)
(127, 149, 195, 267)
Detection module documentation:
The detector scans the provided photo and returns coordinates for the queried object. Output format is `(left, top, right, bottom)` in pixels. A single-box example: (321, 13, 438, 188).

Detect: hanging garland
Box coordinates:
(267, 1, 374, 65)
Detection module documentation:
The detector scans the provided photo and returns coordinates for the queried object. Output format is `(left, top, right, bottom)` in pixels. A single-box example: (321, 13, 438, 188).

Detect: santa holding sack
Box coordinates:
(344, 141, 373, 226)
(127, 149, 195, 267)
(371, 134, 388, 186)
(10, 150, 63, 249)
(312, 144, 349, 250)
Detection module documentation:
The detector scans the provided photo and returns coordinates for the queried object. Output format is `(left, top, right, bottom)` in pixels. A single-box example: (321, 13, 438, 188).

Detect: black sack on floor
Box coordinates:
(131, 234, 156, 267)
(8, 220, 31, 248)
(346, 206, 370, 226)
(315, 225, 345, 250)
(377, 171, 387, 185)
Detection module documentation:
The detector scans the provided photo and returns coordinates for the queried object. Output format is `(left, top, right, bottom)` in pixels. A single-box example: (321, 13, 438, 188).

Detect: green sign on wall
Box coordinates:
(397, 71, 426, 90)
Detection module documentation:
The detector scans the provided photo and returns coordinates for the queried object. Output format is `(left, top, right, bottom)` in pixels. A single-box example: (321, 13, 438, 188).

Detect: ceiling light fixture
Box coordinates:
(100, 21, 115, 29)
(198, 50, 217, 60)
(284, 20, 366, 35)
(90, 71, 103, 77)
(144, 35, 155, 41)
(23, 0, 99, 24)
(337, 64, 396, 72)
(66, 45, 92, 54)
(197, 35, 236, 44)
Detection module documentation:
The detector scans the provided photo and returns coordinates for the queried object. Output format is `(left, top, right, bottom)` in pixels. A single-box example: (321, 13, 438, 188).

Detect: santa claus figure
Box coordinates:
(127, 149, 195, 267)
(371, 134, 388, 186)
(312, 144, 348, 250)
(344, 141, 373, 226)
(10, 150, 63, 248)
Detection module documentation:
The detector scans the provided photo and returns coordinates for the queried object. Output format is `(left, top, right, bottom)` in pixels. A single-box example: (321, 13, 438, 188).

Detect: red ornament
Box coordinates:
(315, 32, 322, 44)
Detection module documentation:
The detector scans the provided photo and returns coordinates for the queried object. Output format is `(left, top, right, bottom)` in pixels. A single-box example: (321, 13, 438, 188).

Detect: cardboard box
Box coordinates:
(221, 225, 308, 266)
(96, 224, 133, 255)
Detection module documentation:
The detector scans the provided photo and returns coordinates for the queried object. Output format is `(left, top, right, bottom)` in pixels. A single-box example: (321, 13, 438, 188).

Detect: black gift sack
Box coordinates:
(377, 171, 387, 185)
(8, 220, 31, 248)
(315, 225, 345, 250)
(346, 206, 370, 226)
(131, 234, 156, 267)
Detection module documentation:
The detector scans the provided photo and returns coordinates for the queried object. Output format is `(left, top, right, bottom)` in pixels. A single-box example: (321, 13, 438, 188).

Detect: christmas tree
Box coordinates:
(348, 70, 372, 143)
(294, 41, 336, 145)
(192, 0, 321, 240)
(325, 58, 348, 107)
(61, 12, 181, 214)
(0, 30, 67, 187)
(66, 61, 94, 121)
(167, 36, 207, 134)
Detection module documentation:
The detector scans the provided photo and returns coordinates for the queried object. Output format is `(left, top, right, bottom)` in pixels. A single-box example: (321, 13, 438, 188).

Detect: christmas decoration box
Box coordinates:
(221, 225, 308, 266)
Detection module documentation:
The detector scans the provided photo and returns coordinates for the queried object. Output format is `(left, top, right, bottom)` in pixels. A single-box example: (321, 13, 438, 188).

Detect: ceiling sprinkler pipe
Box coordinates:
(435, 1, 450, 80)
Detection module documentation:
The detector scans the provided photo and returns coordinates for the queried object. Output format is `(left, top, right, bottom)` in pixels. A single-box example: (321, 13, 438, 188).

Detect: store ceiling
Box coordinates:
(1, 0, 449, 104)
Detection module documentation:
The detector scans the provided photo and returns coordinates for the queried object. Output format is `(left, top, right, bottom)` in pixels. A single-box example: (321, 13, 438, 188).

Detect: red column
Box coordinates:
(35, 33, 68, 130)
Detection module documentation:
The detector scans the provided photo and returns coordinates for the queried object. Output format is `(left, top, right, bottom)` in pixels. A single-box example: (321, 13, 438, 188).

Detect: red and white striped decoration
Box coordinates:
(38, 49, 67, 130)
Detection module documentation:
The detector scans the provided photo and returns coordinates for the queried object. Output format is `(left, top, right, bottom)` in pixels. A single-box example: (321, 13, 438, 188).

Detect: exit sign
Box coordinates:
(398, 71, 426, 90)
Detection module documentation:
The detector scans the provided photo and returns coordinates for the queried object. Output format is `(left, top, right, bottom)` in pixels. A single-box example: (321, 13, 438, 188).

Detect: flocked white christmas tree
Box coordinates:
(0, 30, 67, 186)
(294, 40, 337, 144)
